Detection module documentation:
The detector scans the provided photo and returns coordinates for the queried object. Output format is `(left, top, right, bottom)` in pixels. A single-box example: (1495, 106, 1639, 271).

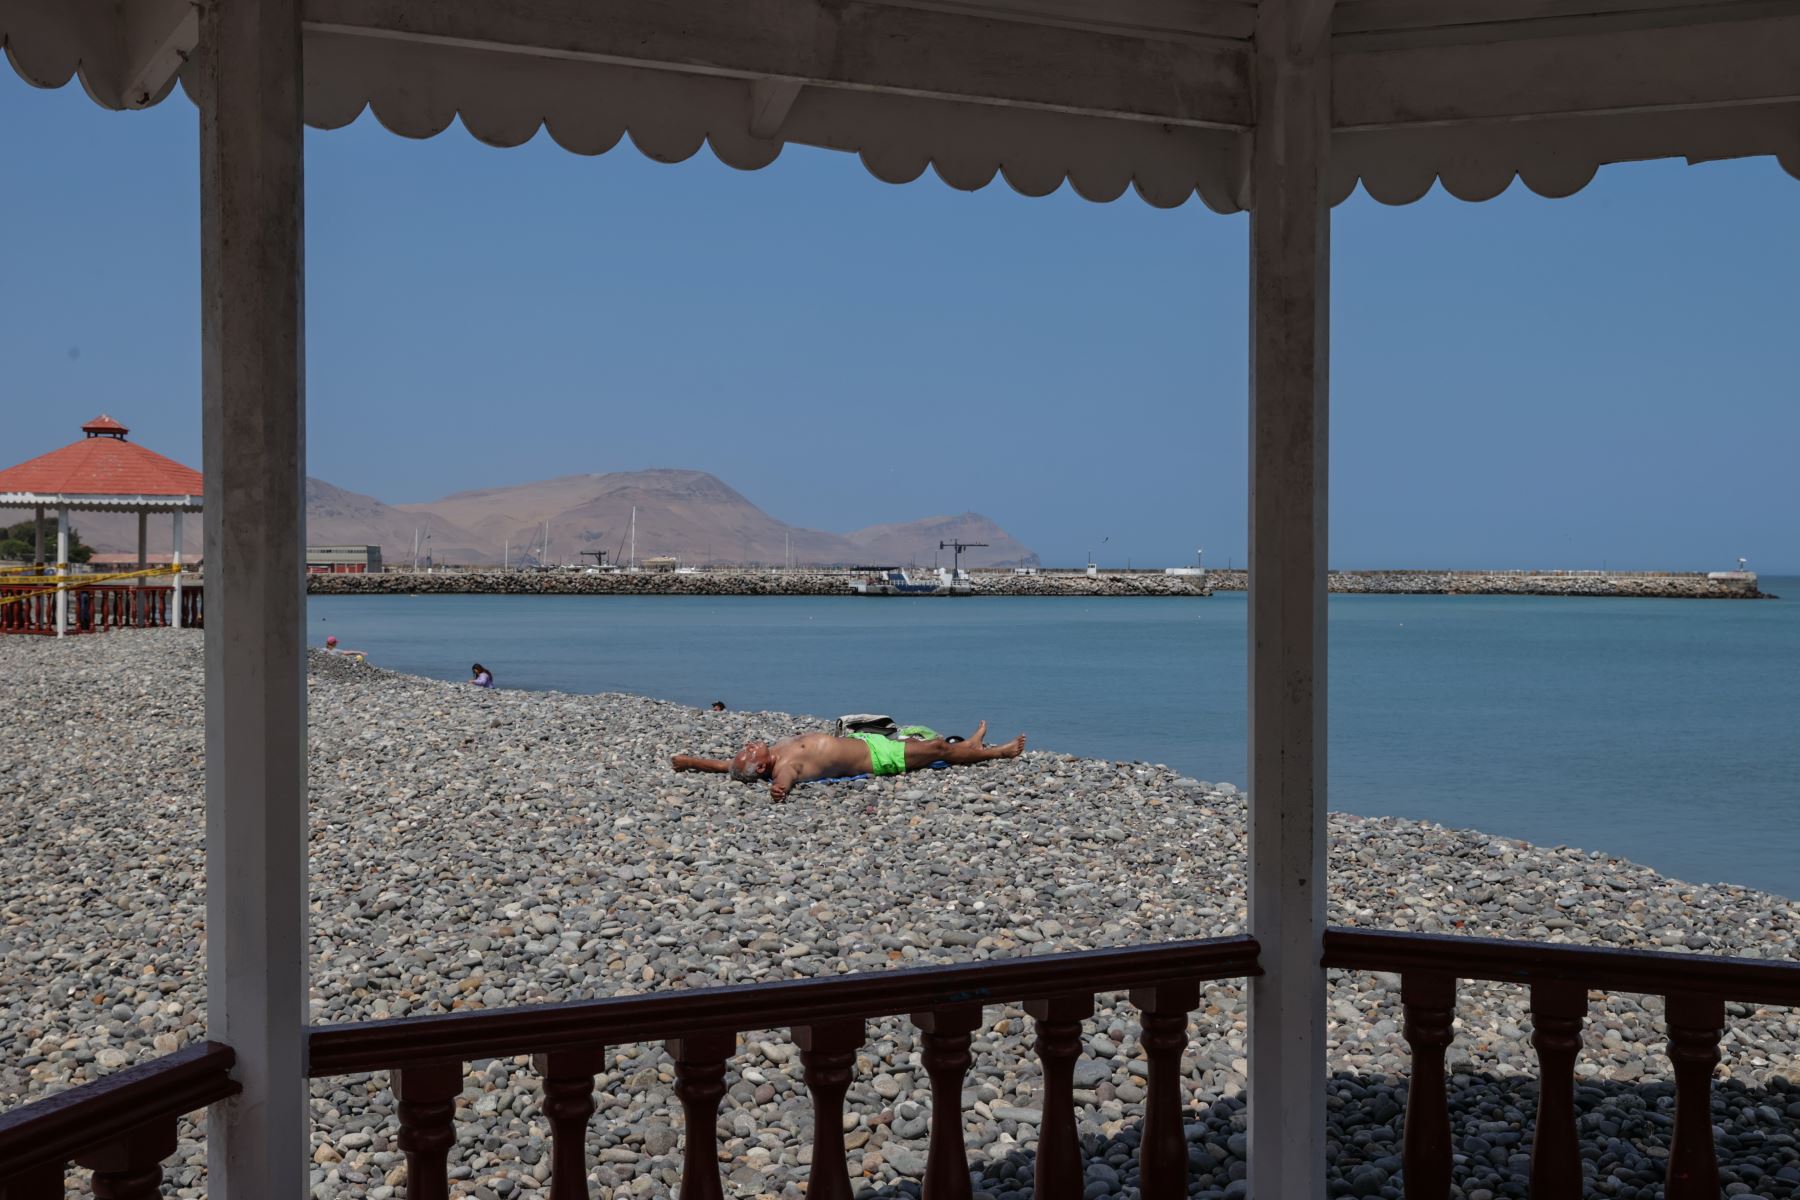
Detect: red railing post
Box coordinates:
(793, 1019, 865, 1200)
(669, 1030, 735, 1200)
(1665, 992, 1724, 1200)
(533, 1046, 606, 1200)
(912, 1004, 983, 1200)
(396, 1060, 463, 1200)
(74, 1117, 177, 1200)
(1129, 980, 1199, 1200)
(1400, 971, 1455, 1200)
(1528, 982, 1587, 1200)
(1024, 993, 1094, 1200)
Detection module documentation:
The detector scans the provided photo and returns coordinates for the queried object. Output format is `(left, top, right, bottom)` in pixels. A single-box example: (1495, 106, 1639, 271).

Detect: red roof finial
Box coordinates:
(82, 414, 129, 439)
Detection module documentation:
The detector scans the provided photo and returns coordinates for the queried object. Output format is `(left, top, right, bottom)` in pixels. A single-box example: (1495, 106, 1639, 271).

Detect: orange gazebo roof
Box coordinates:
(0, 416, 202, 509)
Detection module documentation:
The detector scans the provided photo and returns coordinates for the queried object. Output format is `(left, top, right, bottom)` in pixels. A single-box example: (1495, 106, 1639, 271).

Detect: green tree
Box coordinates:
(0, 519, 94, 564)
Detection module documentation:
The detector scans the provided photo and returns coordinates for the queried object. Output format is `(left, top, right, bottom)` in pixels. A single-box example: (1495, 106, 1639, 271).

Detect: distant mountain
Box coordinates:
(18, 469, 1038, 568)
(305, 479, 489, 565)
(398, 470, 1039, 568)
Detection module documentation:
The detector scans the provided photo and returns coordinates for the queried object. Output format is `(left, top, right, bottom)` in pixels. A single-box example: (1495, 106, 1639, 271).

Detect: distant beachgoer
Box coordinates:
(672, 720, 1025, 801)
(711, 700, 727, 712)
(471, 663, 494, 688)
(321, 634, 367, 662)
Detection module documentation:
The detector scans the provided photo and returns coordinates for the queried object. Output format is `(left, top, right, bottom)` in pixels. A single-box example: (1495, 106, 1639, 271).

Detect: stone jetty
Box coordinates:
(2, 631, 1796, 1199)
(306, 567, 1768, 599)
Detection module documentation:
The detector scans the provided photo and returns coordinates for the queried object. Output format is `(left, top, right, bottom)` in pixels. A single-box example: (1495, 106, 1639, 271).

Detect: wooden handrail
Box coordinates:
(309, 934, 1263, 1075)
(1325, 926, 1800, 1200)
(308, 937, 1261, 1200)
(1325, 926, 1800, 1004)
(0, 1041, 238, 1182)
(0, 583, 202, 636)
(5, 928, 1793, 1195)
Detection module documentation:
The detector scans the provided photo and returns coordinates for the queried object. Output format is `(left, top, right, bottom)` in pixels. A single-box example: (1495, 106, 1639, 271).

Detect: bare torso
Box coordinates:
(769, 732, 873, 792)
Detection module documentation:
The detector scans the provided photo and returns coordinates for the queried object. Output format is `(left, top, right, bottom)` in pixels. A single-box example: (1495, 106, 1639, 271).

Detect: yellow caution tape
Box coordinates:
(0, 565, 182, 606)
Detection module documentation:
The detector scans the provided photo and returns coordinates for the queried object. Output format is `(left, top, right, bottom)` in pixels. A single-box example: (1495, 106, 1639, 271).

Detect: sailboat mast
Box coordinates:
(630, 506, 637, 569)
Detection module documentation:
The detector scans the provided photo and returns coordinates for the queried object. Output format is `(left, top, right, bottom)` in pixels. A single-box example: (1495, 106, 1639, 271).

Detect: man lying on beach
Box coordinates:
(672, 721, 1026, 800)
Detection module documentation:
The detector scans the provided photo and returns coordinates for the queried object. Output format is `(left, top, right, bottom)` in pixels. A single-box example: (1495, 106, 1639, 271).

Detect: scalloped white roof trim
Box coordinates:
(1333, 102, 1800, 206)
(8, 10, 1797, 208)
(288, 32, 1247, 211)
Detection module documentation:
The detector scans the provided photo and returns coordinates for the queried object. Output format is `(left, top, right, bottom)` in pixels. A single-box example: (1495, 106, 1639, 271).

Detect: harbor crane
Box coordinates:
(581, 549, 610, 568)
(939, 539, 988, 574)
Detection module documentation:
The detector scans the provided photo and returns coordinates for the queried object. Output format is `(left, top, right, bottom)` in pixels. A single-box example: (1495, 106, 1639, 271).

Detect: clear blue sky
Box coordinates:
(3, 68, 1795, 571)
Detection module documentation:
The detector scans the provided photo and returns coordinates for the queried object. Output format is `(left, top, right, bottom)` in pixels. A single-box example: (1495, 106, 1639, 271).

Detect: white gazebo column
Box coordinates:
(137, 510, 148, 625)
(197, 0, 308, 1195)
(1245, 0, 1331, 1196)
(54, 505, 70, 636)
(172, 510, 185, 628)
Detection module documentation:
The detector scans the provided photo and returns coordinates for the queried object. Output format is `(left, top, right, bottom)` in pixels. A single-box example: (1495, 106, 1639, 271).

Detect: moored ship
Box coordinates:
(847, 567, 974, 596)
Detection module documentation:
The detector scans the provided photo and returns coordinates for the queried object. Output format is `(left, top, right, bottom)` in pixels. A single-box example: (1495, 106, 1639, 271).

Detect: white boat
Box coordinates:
(848, 567, 974, 596)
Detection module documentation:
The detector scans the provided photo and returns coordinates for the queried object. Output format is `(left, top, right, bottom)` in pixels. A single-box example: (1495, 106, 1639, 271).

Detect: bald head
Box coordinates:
(729, 742, 774, 782)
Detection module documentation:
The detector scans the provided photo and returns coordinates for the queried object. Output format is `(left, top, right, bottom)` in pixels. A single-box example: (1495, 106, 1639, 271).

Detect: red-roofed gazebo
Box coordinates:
(0, 415, 202, 635)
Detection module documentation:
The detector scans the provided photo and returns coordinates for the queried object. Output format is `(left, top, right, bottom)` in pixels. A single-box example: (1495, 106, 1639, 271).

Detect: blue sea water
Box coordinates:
(310, 579, 1800, 898)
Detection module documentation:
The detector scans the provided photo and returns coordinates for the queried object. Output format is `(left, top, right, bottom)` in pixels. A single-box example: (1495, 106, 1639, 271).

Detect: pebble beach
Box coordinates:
(2, 630, 1797, 1199)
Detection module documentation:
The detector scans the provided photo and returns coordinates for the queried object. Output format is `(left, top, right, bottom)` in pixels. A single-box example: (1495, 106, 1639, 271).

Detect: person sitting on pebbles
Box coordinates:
(672, 721, 1026, 801)
(321, 635, 366, 662)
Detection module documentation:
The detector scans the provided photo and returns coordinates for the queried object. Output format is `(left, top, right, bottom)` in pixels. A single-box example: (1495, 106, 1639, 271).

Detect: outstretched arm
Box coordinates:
(769, 762, 802, 801)
(672, 754, 732, 773)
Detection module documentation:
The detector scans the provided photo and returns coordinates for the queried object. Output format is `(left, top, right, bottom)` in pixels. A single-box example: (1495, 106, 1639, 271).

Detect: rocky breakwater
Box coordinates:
(1204, 569, 1770, 599)
(307, 569, 1212, 598)
(309, 569, 858, 597)
(3, 631, 1799, 1200)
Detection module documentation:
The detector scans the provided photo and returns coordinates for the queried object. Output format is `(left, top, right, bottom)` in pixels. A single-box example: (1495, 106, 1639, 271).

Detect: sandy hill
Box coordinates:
(305, 479, 490, 565)
(13, 470, 1037, 568)
(400, 470, 1038, 568)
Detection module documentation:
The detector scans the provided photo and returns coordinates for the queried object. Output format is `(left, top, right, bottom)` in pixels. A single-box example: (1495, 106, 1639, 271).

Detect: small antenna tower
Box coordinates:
(939, 539, 989, 574)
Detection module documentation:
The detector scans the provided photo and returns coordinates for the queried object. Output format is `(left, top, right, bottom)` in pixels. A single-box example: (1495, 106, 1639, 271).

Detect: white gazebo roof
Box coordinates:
(4, 0, 1795, 208)
(2, 3, 1793, 1197)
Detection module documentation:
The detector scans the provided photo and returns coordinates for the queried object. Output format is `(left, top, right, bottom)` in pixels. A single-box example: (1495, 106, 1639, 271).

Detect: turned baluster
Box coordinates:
(1129, 980, 1199, 1200)
(1665, 992, 1724, 1200)
(912, 1004, 983, 1200)
(793, 1019, 866, 1200)
(75, 1117, 178, 1200)
(0, 1164, 64, 1199)
(1025, 993, 1094, 1200)
(669, 1030, 735, 1200)
(1401, 971, 1455, 1200)
(533, 1046, 606, 1200)
(1528, 982, 1587, 1200)
(396, 1060, 464, 1200)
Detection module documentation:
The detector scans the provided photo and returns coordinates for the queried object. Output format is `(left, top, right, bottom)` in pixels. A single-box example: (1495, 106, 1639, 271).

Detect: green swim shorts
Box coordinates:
(846, 731, 908, 776)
